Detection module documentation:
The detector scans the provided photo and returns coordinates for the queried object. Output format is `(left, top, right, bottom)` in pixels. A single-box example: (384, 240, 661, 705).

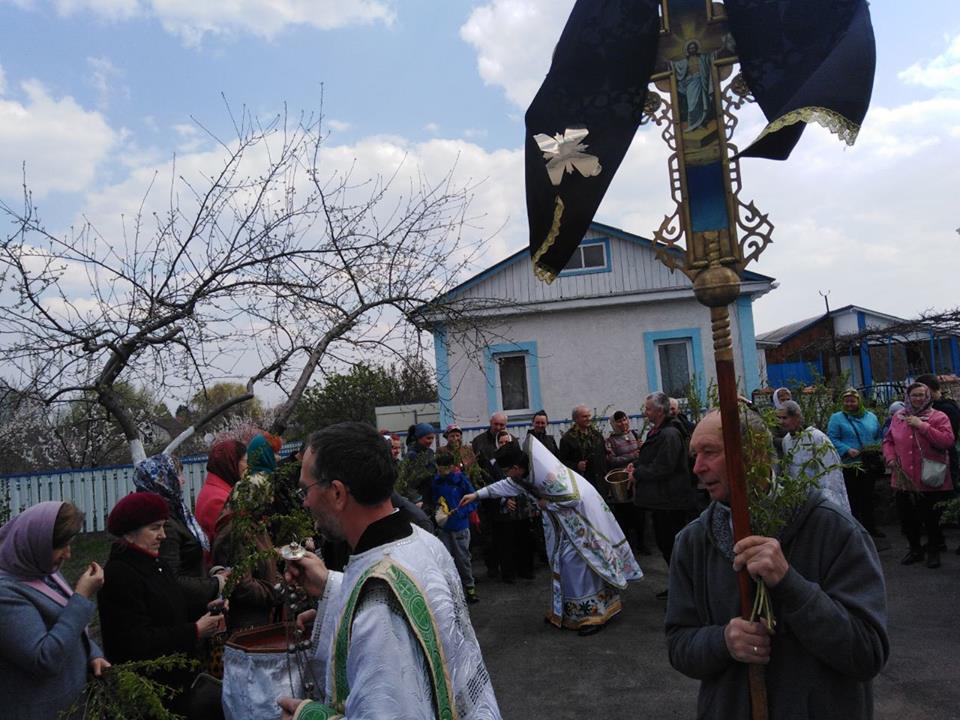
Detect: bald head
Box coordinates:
(489, 412, 507, 433)
(572, 405, 592, 429)
(691, 412, 726, 501)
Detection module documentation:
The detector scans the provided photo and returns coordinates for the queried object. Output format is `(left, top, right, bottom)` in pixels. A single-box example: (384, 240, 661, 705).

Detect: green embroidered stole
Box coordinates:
(328, 558, 458, 719)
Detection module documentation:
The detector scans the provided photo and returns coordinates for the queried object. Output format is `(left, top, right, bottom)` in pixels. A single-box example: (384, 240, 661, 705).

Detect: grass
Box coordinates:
(61, 531, 113, 643)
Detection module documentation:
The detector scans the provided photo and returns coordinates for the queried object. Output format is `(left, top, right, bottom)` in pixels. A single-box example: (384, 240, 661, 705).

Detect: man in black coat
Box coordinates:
(628, 392, 695, 568)
(526, 410, 560, 457)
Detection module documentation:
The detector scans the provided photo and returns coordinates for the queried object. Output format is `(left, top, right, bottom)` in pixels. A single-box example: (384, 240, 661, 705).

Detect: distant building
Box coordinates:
(757, 304, 960, 391)
(424, 222, 775, 427)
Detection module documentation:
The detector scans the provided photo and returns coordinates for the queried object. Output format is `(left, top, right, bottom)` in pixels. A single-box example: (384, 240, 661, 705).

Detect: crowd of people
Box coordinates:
(0, 374, 957, 718)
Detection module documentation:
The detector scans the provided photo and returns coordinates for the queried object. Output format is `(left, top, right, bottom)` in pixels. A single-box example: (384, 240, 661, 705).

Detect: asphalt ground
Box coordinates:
(468, 523, 960, 720)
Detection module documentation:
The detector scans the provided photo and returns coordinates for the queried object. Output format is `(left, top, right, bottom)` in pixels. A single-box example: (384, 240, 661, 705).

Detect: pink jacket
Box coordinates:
(882, 408, 954, 492)
(195, 472, 233, 544)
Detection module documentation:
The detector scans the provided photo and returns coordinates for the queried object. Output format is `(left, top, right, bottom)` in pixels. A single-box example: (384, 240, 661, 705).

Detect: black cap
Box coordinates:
(494, 443, 526, 470)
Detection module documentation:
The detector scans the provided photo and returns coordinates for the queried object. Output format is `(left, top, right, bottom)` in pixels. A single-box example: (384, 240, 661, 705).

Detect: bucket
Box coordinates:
(604, 469, 632, 503)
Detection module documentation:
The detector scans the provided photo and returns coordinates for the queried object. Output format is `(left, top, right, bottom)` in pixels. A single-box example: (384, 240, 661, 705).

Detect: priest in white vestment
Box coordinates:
(279, 422, 501, 720)
(461, 436, 642, 636)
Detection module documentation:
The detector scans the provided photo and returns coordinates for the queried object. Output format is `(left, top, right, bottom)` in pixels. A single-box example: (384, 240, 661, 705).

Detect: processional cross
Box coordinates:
(647, 1, 772, 714)
(524, 1, 875, 717)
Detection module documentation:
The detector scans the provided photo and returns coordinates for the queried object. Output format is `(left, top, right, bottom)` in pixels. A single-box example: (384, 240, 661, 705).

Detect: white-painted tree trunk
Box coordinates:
(129, 438, 147, 466)
(163, 426, 197, 456)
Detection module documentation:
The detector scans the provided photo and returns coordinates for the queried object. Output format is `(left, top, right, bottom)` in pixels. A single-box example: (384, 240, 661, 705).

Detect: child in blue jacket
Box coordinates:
(432, 452, 479, 603)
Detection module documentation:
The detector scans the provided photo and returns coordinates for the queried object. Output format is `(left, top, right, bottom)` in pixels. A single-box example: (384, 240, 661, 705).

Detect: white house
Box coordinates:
(428, 222, 775, 427)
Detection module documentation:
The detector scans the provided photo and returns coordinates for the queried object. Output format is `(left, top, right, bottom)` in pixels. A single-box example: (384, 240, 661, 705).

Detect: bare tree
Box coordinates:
(0, 109, 503, 465)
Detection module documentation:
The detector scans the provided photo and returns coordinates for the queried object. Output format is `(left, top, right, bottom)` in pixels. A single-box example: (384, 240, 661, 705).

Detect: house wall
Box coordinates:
(452, 230, 690, 307)
(440, 296, 755, 425)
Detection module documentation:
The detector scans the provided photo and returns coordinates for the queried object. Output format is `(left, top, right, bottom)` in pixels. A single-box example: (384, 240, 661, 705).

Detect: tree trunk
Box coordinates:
(163, 392, 254, 455)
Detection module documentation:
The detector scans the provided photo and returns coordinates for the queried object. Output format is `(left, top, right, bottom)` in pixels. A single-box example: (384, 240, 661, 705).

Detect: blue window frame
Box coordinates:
(559, 237, 611, 277)
(483, 341, 543, 416)
(643, 328, 705, 399)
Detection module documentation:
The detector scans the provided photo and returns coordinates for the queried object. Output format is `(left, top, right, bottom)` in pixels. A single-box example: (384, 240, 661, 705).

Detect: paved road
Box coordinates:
(468, 524, 959, 720)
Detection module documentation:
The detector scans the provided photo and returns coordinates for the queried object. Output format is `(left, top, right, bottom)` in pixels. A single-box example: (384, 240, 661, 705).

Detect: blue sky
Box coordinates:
(1, 0, 958, 341)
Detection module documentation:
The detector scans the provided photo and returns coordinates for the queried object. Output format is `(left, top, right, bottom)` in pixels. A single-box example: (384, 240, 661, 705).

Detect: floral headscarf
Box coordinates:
(841, 388, 866, 418)
(133, 454, 209, 551)
(904, 383, 933, 417)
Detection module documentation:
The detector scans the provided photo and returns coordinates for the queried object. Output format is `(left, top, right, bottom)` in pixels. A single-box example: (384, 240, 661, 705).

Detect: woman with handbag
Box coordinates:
(882, 382, 955, 569)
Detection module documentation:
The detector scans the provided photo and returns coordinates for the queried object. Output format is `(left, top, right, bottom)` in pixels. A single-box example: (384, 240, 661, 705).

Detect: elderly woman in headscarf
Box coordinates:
(882, 400, 905, 437)
(211, 435, 282, 631)
(772, 386, 793, 410)
(827, 388, 884, 539)
(0, 502, 108, 720)
(883, 382, 955, 569)
(195, 439, 247, 545)
(98, 492, 225, 717)
(133, 454, 226, 607)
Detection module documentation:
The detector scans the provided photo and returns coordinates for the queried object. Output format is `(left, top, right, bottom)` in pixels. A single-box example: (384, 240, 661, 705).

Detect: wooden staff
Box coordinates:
(697, 265, 768, 720)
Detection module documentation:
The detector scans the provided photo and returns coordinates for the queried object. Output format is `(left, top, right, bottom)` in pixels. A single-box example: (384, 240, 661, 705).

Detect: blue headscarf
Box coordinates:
(246, 435, 277, 475)
(133, 454, 209, 551)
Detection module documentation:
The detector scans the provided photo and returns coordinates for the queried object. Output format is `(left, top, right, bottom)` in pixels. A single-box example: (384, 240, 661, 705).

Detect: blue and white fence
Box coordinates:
(0, 442, 301, 533)
(2, 415, 656, 533)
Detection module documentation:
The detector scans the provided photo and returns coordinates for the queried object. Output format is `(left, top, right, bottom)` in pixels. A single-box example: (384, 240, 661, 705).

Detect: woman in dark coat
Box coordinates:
(133, 454, 227, 607)
(98, 492, 224, 715)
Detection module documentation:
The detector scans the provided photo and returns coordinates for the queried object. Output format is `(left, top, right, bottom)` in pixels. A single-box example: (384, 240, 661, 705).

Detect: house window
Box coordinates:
(560, 239, 610, 275)
(484, 341, 542, 416)
(656, 339, 693, 397)
(496, 353, 530, 411)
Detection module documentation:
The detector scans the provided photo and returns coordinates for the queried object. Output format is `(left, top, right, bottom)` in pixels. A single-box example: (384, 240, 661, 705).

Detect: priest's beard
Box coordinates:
(315, 511, 345, 543)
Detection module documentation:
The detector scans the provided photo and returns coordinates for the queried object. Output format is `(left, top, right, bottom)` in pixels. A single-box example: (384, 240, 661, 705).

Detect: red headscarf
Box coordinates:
(206, 440, 247, 486)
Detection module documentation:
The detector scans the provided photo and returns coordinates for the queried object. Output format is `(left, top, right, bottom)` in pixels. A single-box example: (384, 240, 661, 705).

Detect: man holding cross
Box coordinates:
(665, 410, 888, 719)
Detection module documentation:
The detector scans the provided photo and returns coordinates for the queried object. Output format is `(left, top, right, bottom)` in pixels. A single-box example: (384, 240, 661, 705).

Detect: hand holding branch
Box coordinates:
(732, 536, 789, 587)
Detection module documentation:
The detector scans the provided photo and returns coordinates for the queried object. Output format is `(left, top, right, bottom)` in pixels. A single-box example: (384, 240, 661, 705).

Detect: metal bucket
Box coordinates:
(604, 469, 632, 503)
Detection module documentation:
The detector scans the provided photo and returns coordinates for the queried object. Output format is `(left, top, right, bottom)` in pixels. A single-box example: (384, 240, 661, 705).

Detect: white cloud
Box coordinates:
(326, 119, 350, 132)
(899, 33, 960, 92)
(0, 79, 119, 198)
(424, 122, 440, 134)
(86, 55, 126, 108)
(10, 0, 394, 42)
(56, 0, 140, 19)
(72, 126, 524, 283)
(150, 0, 395, 44)
(460, 0, 570, 108)
(0, 65, 7, 95)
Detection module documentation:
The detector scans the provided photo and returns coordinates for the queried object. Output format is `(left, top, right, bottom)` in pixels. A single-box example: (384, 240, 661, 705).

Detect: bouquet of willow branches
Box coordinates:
(741, 419, 829, 630)
(59, 655, 198, 720)
(221, 466, 313, 599)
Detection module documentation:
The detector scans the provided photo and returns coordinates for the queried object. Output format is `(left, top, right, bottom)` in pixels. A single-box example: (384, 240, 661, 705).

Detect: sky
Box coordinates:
(0, 0, 957, 347)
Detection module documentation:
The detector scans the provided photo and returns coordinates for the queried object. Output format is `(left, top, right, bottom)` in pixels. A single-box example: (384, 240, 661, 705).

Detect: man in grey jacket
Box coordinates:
(666, 410, 889, 719)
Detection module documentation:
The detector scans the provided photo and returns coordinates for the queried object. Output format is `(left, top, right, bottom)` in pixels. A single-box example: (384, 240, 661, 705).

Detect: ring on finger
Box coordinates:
(752, 645, 758, 655)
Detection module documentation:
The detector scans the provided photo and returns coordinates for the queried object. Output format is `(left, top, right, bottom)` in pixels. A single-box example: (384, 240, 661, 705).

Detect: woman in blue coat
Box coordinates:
(827, 388, 883, 537)
(0, 501, 108, 720)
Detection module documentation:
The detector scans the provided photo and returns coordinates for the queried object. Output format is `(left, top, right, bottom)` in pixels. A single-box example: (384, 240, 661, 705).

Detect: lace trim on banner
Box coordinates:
(758, 105, 862, 146)
(531, 196, 564, 284)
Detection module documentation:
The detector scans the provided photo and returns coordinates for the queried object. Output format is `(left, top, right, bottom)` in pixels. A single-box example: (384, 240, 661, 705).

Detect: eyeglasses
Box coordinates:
(297, 480, 325, 501)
